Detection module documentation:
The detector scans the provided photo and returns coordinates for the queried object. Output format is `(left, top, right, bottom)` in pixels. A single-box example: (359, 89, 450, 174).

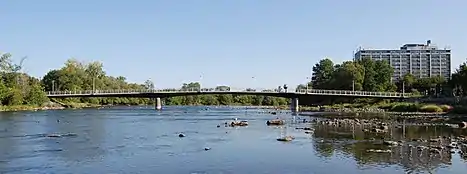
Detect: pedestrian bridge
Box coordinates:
(46, 88, 413, 99)
(46, 88, 415, 113)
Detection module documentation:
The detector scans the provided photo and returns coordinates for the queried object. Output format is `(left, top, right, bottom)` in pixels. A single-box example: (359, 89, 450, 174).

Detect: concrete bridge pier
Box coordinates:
(155, 97, 162, 110)
(290, 97, 299, 113)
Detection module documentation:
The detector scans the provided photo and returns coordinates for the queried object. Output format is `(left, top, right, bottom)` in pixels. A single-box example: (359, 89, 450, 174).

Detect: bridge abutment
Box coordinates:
(290, 97, 299, 113)
(155, 97, 162, 110)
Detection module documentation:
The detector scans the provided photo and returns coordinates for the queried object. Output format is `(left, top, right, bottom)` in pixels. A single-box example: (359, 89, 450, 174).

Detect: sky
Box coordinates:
(1, 0, 466, 89)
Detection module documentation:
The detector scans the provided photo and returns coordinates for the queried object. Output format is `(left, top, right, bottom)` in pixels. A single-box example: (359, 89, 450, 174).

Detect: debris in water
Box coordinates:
(266, 119, 285, 126)
(277, 136, 294, 142)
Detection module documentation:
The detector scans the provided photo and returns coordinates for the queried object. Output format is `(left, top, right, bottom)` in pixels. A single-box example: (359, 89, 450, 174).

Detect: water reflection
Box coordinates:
(310, 118, 467, 173)
(0, 106, 466, 173)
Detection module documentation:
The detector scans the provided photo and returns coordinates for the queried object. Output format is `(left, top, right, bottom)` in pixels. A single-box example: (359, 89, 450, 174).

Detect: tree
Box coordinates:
(25, 83, 48, 105)
(329, 61, 364, 90)
(357, 58, 378, 91)
(312, 58, 335, 89)
(374, 60, 395, 91)
(144, 79, 155, 90)
(397, 73, 416, 92)
(0, 52, 49, 106)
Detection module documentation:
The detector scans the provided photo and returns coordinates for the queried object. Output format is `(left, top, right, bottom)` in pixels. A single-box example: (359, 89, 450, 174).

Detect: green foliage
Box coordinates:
(308, 58, 395, 92)
(312, 58, 335, 89)
(305, 57, 450, 98)
(164, 94, 286, 106)
(25, 83, 48, 105)
(387, 103, 420, 112)
(0, 52, 49, 107)
(38, 58, 289, 106)
(419, 105, 443, 113)
(439, 105, 452, 112)
(377, 102, 446, 113)
(40, 58, 152, 105)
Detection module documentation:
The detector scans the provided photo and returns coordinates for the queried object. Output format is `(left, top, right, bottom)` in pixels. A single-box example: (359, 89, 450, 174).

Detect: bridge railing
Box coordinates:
(45, 88, 278, 95)
(46, 88, 413, 97)
(295, 89, 410, 97)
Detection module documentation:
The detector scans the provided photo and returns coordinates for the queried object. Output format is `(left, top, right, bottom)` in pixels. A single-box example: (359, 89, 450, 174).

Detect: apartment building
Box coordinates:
(354, 40, 451, 81)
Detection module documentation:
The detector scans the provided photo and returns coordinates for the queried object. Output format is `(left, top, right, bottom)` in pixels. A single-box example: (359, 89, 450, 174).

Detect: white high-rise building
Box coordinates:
(354, 40, 451, 81)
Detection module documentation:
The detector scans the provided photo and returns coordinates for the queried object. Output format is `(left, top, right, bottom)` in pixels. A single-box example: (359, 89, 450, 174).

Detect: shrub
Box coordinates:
(439, 105, 453, 112)
(419, 105, 443, 113)
(387, 103, 419, 112)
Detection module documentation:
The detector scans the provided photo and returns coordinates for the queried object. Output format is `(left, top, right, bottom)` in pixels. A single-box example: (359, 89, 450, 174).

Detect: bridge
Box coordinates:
(46, 88, 414, 113)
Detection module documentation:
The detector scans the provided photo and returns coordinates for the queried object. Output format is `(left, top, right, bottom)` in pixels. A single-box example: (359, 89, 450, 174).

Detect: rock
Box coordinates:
(459, 122, 467, 128)
(383, 141, 399, 146)
(178, 133, 185, 137)
(429, 148, 441, 153)
(379, 125, 389, 130)
(367, 149, 392, 153)
(47, 134, 61, 138)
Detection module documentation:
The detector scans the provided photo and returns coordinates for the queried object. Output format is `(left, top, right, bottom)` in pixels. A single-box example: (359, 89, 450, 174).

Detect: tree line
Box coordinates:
(0, 52, 289, 107)
(3, 51, 467, 108)
(298, 58, 451, 97)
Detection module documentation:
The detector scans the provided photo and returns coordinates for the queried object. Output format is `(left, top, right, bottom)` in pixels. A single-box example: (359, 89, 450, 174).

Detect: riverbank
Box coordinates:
(0, 101, 103, 112)
(298, 102, 467, 123)
(2, 100, 467, 118)
(300, 102, 457, 114)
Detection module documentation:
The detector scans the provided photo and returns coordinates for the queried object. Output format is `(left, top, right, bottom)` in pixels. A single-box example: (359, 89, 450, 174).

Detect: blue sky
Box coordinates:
(1, 0, 466, 89)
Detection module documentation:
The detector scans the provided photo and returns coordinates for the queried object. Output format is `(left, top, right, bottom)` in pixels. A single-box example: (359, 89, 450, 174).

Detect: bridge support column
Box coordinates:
(290, 97, 299, 113)
(155, 98, 162, 110)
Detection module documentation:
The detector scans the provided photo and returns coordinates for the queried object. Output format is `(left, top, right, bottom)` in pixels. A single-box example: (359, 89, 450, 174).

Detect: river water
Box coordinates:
(0, 106, 466, 174)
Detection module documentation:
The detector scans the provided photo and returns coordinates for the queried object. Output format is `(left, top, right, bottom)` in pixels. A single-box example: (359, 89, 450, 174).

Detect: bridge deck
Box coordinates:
(46, 88, 414, 98)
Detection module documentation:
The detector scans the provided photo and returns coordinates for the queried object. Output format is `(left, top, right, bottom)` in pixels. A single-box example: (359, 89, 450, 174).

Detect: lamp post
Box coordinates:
(402, 81, 405, 96)
(252, 76, 256, 91)
(352, 80, 355, 91)
(93, 75, 99, 94)
(306, 77, 311, 93)
(199, 75, 203, 92)
(92, 76, 95, 93)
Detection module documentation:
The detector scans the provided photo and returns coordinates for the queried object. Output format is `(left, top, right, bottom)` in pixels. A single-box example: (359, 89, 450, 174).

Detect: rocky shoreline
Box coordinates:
(300, 106, 450, 115)
(0, 101, 104, 112)
(296, 118, 467, 159)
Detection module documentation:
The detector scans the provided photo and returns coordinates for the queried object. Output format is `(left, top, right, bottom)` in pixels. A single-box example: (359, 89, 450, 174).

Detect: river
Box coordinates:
(0, 106, 466, 174)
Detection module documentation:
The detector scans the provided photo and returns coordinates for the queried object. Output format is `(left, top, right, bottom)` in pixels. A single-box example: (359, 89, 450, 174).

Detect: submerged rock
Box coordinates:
(367, 149, 392, 153)
(266, 119, 285, 126)
(383, 141, 400, 146)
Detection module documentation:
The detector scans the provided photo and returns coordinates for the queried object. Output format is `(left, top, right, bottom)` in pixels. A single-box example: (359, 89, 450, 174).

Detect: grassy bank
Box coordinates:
(300, 102, 464, 114)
